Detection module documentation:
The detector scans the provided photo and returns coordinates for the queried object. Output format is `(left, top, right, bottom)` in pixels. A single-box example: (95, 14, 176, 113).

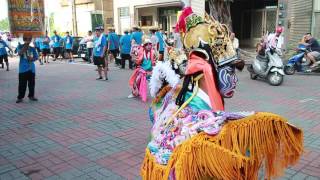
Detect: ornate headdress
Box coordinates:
(176, 7, 237, 66)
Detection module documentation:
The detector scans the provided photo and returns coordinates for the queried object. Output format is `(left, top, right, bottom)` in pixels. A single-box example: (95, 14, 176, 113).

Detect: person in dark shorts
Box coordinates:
(63, 31, 74, 63)
(156, 29, 165, 61)
(40, 31, 50, 64)
(51, 30, 62, 61)
(119, 29, 132, 69)
(107, 27, 120, 65)
(93, 26, 108, 80)
(0, 35, 12, 71)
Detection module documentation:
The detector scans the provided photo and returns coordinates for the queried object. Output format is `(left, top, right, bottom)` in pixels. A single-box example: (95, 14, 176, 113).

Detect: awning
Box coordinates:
(134, 1, 181, 9)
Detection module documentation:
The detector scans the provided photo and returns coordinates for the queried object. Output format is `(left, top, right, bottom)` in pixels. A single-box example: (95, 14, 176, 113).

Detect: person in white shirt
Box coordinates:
(230, 32, 239, 56)
(150, 28, 159, 51)
(267, 27, 284, 50)
(85, 31, 94, 63)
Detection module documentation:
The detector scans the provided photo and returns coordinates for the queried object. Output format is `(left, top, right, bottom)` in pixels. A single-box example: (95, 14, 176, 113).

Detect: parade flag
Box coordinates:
(8, 0, 45, 36)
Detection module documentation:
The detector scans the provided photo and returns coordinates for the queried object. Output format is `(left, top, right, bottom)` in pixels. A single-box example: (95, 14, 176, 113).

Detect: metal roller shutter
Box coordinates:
(287, 0, 313, 47)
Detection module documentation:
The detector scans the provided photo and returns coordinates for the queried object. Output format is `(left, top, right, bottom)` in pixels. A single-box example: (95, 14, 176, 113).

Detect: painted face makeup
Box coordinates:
(145, 43, 152, 51)
(217, 65, 238, 98)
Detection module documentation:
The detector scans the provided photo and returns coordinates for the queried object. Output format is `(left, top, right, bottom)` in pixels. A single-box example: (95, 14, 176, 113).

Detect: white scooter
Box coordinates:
(247, 48, 285, 86)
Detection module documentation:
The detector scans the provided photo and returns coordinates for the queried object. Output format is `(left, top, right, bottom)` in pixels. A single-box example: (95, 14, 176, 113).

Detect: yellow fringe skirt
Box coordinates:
(141, 112, 303, 180)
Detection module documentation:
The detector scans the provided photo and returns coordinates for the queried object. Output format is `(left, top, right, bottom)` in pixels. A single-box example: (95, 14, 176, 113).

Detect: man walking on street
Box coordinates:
(107, 27, 120, 66)
(16, 36, 39, 103)
(64, 31, 74, 63)
(51, 30, 62, 61)
(40, 31, 50, 64)
(119, 29, 132, 69)
(0, 35, 13, 71)
(93, 27, 108, 80)
(85, 30, 94, 63)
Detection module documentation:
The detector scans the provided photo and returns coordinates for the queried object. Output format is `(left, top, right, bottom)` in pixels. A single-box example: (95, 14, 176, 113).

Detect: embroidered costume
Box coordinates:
(129, 37, 156, 102)
(141, 6, 303, 180)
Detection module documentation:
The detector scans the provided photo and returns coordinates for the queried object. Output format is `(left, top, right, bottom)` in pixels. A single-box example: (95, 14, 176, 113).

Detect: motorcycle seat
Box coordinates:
(256, 55, 268, 62)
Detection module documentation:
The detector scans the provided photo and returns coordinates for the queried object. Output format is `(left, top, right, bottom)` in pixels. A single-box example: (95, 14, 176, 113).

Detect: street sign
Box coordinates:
(8, 0, 45, 37)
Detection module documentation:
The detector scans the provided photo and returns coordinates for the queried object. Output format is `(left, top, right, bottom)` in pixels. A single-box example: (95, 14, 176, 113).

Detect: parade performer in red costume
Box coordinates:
(128, 36, 156, 102)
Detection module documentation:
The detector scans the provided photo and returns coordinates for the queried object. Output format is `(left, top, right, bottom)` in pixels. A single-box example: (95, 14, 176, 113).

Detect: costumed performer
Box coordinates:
(141, 4, 303, 180)
(128, 36, 156, 102)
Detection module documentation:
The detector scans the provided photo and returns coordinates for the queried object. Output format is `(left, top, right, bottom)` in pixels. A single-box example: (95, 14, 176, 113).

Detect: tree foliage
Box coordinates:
(0, 18, 9, 31)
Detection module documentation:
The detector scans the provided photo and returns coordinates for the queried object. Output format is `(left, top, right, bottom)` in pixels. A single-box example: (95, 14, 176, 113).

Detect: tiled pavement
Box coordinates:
(0, 58, 319, 180)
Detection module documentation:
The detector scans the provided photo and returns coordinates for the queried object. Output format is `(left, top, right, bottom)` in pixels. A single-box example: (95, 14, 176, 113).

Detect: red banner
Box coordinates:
(8, 0, 45, 36)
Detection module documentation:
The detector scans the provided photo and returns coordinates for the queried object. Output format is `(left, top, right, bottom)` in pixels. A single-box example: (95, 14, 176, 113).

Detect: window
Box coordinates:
(119, 7, 129, 17)
(140, 16, 153, 26)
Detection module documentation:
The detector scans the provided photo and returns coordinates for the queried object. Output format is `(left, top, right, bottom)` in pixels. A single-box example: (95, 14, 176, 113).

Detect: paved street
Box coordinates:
(0, 58, 319, 180)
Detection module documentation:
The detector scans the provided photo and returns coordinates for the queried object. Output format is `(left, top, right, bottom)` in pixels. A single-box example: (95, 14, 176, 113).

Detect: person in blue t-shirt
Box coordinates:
(93, 26, 108, 80)
(107, 27, 120, 65)
(40, 31, 50, 64)
(33, 37, 43, 65)
(156, 29, 165, 61)
(131, 27, 143, 45)
(63, 31, 74, 62)
(0, 35, 13, 71)
(16, 35, 39, 103)
(119, 29, 132, 69)
(51, 30, 62, 61)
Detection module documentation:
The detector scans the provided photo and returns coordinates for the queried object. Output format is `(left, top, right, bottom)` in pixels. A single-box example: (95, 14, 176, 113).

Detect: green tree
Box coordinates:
(0, 18, 9, 31)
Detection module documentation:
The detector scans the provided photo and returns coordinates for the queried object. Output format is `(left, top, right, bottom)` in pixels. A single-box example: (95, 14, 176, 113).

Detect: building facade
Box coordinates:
(113, 0, 205, 35)
(284, 0, 319, 49)
(55, 0, 114, 36)
(113, 0, 318, 47)
(220, 0, 319, 48)
(113, 0, 182, 35)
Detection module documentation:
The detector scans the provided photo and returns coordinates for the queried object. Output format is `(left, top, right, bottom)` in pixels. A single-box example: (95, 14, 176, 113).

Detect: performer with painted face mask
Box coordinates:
(128, 36, 156, 102)
(141, 4, 303, 180)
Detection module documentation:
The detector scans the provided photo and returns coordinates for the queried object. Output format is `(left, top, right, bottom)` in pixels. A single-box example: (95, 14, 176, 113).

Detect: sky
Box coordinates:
(0, 0, 59, 20)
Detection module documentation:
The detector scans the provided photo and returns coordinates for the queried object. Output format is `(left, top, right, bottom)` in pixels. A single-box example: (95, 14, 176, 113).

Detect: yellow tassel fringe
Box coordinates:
(141, 112, 304, 180)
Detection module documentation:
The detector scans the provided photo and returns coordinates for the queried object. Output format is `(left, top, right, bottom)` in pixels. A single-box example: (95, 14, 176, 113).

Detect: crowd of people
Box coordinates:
(33, 30, 75, 64)
(80, 25, 183, 83)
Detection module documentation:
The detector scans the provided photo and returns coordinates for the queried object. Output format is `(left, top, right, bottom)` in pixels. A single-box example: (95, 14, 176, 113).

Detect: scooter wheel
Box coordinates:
(284, 65, 295, 75)
(267, 72, 283, 86)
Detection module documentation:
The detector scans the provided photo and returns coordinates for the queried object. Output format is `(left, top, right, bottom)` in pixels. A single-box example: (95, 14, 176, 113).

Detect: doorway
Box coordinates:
(230, 0, 278, 47)
(158, 7, 179, 32)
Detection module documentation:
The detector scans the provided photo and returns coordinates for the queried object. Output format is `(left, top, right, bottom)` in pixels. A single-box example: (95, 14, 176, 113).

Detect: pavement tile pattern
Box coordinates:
(0, 59, 319, 179)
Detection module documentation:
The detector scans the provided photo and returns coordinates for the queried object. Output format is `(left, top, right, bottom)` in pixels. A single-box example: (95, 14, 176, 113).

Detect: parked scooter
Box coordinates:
(247, 48, 285, 86)
(284, 45, 320, 75)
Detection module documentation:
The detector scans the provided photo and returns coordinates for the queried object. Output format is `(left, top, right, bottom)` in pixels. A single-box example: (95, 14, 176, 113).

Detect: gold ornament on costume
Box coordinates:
(182, 13, 237, 66)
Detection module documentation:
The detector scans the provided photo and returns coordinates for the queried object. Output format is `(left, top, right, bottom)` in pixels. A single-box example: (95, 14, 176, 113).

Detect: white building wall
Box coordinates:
(54, 3, 95, 36)
(113, 0, 181, 34)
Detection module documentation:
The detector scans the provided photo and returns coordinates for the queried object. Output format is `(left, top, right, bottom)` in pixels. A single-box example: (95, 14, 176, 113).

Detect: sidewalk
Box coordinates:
(0, 58, 319, 179)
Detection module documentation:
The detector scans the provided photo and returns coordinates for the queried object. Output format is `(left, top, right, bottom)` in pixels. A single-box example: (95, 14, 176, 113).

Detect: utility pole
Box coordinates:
(71, 0, 78, 36)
